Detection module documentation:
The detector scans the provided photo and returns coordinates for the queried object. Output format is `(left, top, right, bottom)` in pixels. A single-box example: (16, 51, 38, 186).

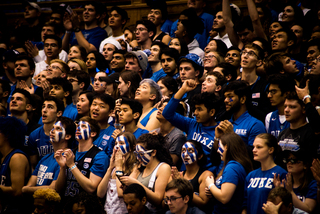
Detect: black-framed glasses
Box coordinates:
(241, 50, 259, 58)
(283, 158, 301, 164)
(47, 65, 62, 71)
(266, 89, 278, 95)
(134, 27, 148, 33)
(163, 197, 183, 205)
(204, 54, 218, 61)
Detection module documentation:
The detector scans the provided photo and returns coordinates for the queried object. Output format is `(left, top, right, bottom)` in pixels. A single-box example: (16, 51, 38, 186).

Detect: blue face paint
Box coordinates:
(229, 98, 233, 102)
(181, 142, 198, 165)
(134, 144, 153, 166)
(75, 121, 91, 140)
(115, 135, 130, 155)
(50, 121, 66, 143)
(218, 140, 226, 158)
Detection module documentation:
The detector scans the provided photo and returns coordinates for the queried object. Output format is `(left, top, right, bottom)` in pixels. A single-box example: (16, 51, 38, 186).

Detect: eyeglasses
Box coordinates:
(163, 197, 183, 205)
(283, 158, 301, 164)
(266, 89, 278, 95)
(204, 55, 218, 61)
(47, 65, 62, 71)
(134, 149, 154, 157)
(241, 50, 259, 58)
(68, 78, 78, 83)
(134, 27, 148, 33)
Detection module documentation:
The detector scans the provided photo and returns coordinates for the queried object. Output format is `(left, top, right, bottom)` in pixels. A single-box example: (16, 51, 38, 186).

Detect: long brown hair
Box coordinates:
(217, 133, 253, 178)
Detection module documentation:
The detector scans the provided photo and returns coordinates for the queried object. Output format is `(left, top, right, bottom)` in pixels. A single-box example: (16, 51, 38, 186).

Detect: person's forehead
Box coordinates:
(150, 9, 162, 13)
(161, 54, 174, 60)
(179, 61, 193, 68)
(269, 84, 280, 90)
(50, 62, 62, 67)
(12, 92, 25, 99)
(111, 10, 120, 16)
(93, 98, 108, 105)
(215, 11, 223, 16)
(44, 100, 57, 107)
(206, 75, 217, 81)
(285, 99, 299, 105)
(44, 38, 58, 44)
(126, 57, 138, 63)
(165, 188, 180, 196)
(308, 45, 319, 51)
(43, 26, 54, 30)
(244, 47, 257, 53)
(15, 59, 28, 65)
(227, 50, 240, 55)
(51, 84, 63, 89)
(51, 13, 61, 18)
(114, 53, 124, 58)
(136, 24, 147, 29)
(85, 4, 95, 10)
(276, 31, 287, 37)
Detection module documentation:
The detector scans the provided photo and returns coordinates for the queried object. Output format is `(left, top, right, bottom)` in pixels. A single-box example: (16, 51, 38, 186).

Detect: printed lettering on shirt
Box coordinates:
(278, 138, 300, 152)
(37, 164, 54, 185)
(37, 145, 54, 157)
(271, 130, 280, 138)
(0, 175, 6, 185)
(235, 129, 247, 136)
(248, 177, 273, 189)
(191, 132, 213, 149)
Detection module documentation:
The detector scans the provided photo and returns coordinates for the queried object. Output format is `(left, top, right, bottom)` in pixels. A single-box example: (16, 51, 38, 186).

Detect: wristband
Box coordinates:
(65, 30, 72, 34)
(74, 28, 81, 32)
(70, 164, 77, 171)
(302, 95, 311, 102)
(214, 136, 220, 141)
(208, 183, 215, 190)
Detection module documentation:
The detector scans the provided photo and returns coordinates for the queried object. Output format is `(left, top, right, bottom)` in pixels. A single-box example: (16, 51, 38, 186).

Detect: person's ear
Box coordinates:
(268, 146, 274, 155)
(79, 82, 85, 90)
(30, 69, 35, 77)
(133, 112, 140, 120)
(240, 96, 246, 105)
(127, 80, 131, 88)
(215, 85, 222, 92)
(2, 91, 9, 98)
(195, 70, 200, 78)
(65, 134, 71, 141)
(151, 149, 157, 157)
(26, 103, 32, 111)
(64, 91, 70, 98)
(61, 73, 66, 78)
(57, 110, 63, 117)
(149, 93, 156, 101)
(256, 59, 263, 67)
(141, 196, 147, 206)
(183, 195, 189, 204)
(91, 131, 97, 138)
(148, 31, 154, 38)
(226, 74, 232, 81)
(287, 40, 294, 47)
(209, 109, 215, 117)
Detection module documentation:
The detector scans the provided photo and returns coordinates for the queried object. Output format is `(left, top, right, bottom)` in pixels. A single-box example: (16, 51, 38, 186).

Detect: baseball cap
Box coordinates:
(179, 53, 204, 78)
(130, 50, 148, 72)
(2, 50, 20, 62)
(99, 73, 120, 84)
(23, 1, 41, 12)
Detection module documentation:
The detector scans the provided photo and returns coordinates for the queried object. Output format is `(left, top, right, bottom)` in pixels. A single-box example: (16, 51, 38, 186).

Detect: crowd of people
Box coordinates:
(1, 0, 320, 213)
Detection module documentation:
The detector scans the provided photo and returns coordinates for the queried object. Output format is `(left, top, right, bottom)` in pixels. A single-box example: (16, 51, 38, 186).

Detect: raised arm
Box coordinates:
(246, 0, 267, 41)
(222, 0, 240, 48)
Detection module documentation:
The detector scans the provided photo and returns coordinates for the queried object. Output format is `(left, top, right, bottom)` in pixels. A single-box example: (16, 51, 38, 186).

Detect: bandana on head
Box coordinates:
(50, 121, 66, 143)
(181, 142, 198, 165)
(115, 135, 130, 155)
(75, 121, 91, 140)
(218, 140, 225, 157)
(135, 144, 152, 166)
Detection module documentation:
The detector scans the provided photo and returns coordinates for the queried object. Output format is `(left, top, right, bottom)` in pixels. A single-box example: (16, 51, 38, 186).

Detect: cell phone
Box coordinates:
(115, 171, 125, 185)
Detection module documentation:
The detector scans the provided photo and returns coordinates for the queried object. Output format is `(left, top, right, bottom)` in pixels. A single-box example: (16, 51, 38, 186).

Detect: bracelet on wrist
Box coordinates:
(208, 183, 215, 190)
(214, 136, 220, 141)
(115, 170, 124, 176)
(73, 28, 81, 32)
(302, 95, 311, 102)
(70, 164, 77, 171)
(65, 30, 72, 34)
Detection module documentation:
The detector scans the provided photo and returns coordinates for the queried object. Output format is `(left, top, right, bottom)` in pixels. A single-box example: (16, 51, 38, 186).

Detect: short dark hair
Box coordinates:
(215, 63, 238, 81)
(136, 20, 156, 39)
(267, 74, 296, 95)
(307, 39, 320, 51)
(267, 187, 293, 208)
(300, 74, 320, 96)
(149, 1, 168, 21)
(275, 28, 297, 47)
(85, 1, 104, 16)
(12, 88, 33, 105)
(44, 96, 65, 114)
(191, 92, 220, 113)
(123, 183, 146, 200)
(158, 76, 178, 96)
(160, 47, 179, 65)
(0, 116, 26, 149)
(120, 97, 143, 124)
(68, 69, 91, 91)
(206, 71, 225, 87)
(110, 6, 128, 27)
(244, 43, 264, 60)
(93, 93, 115, 110)
(165, 178, 194, 205)
(15, 55, 35, 70)
(285, 91, 304, 108)
(264, 52, 287, 75)
(44, 34, 62, 49)
(0, 79, 11, 99)
(223, 80, 251, 106)
(234, 16, 253, 32)
(49, 77, 73, 105)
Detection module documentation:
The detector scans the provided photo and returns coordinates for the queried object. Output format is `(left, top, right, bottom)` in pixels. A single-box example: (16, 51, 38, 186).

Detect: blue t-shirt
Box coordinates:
(293, 179, 317, 202)
(161, 19, 173, 34)
(230, 111, 266, 146)
(63, 103, 78, 121)
(162, 97, 218, 171)
(150, 68, 167, 83)
(32, 153, 60, 186)
(68, 27, 108, 51)
(93, 125, 116, 158)
(27, 126, 53, 159)
(244, 165, 287, 214)
(199, 12, 214, 41)
(133, 128, 149, 140)
(267, 110, 289, 138)
(214, 161, 247, 214)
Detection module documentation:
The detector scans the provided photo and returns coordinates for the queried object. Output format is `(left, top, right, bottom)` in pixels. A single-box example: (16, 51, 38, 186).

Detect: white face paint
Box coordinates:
(181, 142, 198, 165)
(115, 135, 130, 155)
(134, 144, 153, 166)
(50, 121, 66, 143)
(75, 121, 91, 140)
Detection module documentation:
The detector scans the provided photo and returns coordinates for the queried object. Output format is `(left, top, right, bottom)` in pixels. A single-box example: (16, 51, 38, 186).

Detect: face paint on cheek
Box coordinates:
(116, 135, 130, 155)
(75, 121, 91, 140)
(135, 144, 152, 166)
(229, 98, 233, 102)
(218, 140, 225, 157)
(181, 142, 198, 165)
(50, 121, 66, 143)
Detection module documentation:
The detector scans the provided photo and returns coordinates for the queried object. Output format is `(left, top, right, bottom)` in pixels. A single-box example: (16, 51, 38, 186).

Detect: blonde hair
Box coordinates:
(69, 58, 89, 73)
(50, 59, 70, 74)
(33, 188, 61, 203)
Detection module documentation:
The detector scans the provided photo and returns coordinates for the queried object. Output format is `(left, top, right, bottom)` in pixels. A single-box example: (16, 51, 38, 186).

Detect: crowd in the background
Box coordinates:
(1, 0, 320, 213)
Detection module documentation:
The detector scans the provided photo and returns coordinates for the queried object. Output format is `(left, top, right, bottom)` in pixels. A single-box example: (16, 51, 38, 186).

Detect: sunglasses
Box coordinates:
(283, 158, 301, 164)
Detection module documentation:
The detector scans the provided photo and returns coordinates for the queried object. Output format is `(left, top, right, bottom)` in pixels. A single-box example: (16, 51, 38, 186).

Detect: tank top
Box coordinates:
(140, 108, 157, 127)
(183, 168, 204, 194)
(154, 31, 167, 43)
(105, 177, 127, 214)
